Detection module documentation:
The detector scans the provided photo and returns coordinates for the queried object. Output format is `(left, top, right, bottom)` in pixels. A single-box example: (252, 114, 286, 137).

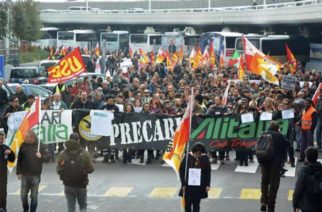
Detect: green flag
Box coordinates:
(228, 50, 240, 67)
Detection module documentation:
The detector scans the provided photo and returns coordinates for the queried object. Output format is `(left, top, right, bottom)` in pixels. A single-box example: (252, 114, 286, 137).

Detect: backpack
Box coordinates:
(255, 133, 274, 164)
(306, 170, 322, 204)
(61, 150, 87, 187)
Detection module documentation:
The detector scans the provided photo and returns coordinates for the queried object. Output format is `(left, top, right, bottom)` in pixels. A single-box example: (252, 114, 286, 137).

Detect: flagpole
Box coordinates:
(37, 96, 41, 153)
(183, 87, 194, 207)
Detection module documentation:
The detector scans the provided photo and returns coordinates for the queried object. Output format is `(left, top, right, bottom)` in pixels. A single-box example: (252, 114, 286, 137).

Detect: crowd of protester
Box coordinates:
(0, 46, 322, 212)
(2, 47, 322, 164)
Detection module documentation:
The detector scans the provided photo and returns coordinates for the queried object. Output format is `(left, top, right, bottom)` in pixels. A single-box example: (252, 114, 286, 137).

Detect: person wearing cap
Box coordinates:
(293, 147, 322, 212)
(22, 95, 35, 111)
(0, 132, 15, 212)
(179, 142, 211, 212)
(298, 98, 318, 162)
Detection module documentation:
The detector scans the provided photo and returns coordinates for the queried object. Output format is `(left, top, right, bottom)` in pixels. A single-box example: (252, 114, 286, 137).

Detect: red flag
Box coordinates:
(312, 83, 322, 106)
(285, 44, 297, 75)
(48, 48, 86, 83)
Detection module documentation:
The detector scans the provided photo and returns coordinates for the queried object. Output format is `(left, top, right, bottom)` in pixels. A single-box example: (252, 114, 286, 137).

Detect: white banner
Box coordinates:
(90, 110, 114, 136)
(34, 110, 73, 144)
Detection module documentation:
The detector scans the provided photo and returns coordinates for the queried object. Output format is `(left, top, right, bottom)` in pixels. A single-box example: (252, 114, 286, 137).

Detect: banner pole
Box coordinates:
(37, 96, 41, 153)
(183, 87, 194, 207)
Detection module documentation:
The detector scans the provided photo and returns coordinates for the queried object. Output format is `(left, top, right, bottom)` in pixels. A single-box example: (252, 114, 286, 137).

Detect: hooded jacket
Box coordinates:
(293, 161, 322, 212)
(56, 139, 94, 188)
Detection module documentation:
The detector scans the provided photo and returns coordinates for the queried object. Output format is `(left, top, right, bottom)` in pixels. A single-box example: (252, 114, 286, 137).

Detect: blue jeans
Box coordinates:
(64, 185, 87, 212)
(21, 175, 40, 212)
(300, 130, 314, 160)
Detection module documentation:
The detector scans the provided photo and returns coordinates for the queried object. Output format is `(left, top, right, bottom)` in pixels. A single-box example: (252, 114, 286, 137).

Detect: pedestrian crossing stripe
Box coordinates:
(149, 187, 177, 198)
(7, 186, 295, 201)
(13, 184, 47, 195)
(240, 188, 261, 200)
(103, 187, 134, 197)
(208, 188, 223, 199)
(288, 190, 294, 201)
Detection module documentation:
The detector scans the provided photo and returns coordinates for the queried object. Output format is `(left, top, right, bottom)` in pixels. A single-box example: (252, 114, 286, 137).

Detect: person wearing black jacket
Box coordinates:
(0, 132, 15, 212)
(260, 121, 290, 212)
(16, 130, 50, 212)
(179, 142, 211, 212)
(206, 96, 228, 164)
(293, 147, 322, 212)
(70, 91, 96, 110)
(57, 133, 94, 212)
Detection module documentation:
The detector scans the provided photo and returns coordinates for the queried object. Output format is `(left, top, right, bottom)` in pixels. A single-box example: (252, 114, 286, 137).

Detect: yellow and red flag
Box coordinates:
(95, 42, 100, 57)
(6, 97, 41, 171)
(165, 50, 179, 72)
(139, 48, 150, 65)
(177, 46, 184, 62)
(163, 90, 193, 175)
(209, 41, 216, 69)
(156, 48, 165, 64)
(285, 44, 297, 75)
(191, 47, 202, 70)
(48, 48, 86, 83)
(238, 56, 245, 80)
(242, 35, 265, 73)
(219, 52, 225, 68)
(251, 53, 279, 85)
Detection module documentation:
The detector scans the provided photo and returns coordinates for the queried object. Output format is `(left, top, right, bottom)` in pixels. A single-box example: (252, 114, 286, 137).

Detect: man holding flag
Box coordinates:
(179, 142, 211, 212)
(16, 130, 50, 212)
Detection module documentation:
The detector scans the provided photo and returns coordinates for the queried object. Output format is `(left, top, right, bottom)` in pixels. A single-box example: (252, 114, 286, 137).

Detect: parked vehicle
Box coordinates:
(7, 83, 53, 101)
(9, 66, 47, 84)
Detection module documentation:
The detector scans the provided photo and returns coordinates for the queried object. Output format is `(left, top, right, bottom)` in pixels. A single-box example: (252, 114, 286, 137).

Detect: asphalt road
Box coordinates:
(6, 151, 319, 212)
